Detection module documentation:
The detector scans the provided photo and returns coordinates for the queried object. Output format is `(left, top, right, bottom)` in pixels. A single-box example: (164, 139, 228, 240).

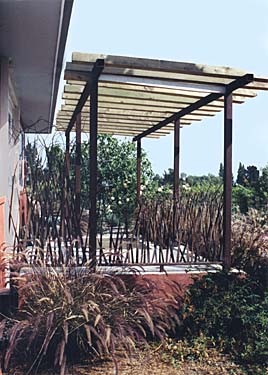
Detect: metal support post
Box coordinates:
(89, 80, 98, 262)
(75, 113, 81, 225)
(173, 119, 180, 201)
(223, 93, 233, 269)
(65, 131, 70, 174)
(136, 139, 141, 203)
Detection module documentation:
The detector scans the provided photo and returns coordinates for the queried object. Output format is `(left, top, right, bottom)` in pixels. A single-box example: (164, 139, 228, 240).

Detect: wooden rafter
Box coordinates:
(56, 53, 268, 138)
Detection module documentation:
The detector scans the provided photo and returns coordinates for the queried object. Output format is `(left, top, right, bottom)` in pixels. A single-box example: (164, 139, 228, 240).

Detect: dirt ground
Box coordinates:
(70, 351, 246, 375)
(10, 348, 248, 375)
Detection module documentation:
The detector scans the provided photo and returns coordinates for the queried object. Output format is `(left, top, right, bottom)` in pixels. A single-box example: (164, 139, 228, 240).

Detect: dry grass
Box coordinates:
(9, 347, 247, 375)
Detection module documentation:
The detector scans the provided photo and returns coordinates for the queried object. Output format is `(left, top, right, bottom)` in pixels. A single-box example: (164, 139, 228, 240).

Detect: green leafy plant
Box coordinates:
(162, 334, 217, 365)
(0, 265, 180, 374)
(179, 272, 268, 373)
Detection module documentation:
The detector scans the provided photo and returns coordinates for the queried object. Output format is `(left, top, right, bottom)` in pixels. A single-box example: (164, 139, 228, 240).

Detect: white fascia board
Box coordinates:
(99, 74, 226, 94)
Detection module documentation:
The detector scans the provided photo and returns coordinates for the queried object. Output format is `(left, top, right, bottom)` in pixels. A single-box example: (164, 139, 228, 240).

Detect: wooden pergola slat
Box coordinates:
(59, 106, 218, 118)
(62, 96, 223, 114)
(61, 93, 225, 110)
(64, 85, 232, 106)
(66, 80, 255, 100)
(133, 74, 254, 141)
(66, 56, 268, 91)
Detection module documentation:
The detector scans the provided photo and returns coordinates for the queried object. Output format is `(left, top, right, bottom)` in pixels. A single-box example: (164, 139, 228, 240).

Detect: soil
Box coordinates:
(9, 348, 247, 375)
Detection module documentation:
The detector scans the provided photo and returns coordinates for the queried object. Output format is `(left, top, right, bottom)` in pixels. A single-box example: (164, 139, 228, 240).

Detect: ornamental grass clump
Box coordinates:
(0, 266, 180, 374)
(231, 209, 268, 284)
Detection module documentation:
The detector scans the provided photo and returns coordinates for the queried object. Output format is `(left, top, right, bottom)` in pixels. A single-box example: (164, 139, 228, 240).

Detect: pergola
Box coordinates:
(56, 52, 268, 267)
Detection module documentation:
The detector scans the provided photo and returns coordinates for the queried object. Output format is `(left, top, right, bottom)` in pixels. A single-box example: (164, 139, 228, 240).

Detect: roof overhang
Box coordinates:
(56, 53, 268, 139)
(0, 0, 73, 133)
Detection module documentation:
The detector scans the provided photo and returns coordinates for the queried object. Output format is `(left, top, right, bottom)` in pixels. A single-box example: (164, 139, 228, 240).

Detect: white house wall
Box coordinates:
(0, 59, 24, 248)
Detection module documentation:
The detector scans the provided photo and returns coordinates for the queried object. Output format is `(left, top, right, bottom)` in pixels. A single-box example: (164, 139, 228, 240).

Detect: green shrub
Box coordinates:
(162, 335, 217, 365)
(0, 266, 179, 374)
(179, 272, 268, 372)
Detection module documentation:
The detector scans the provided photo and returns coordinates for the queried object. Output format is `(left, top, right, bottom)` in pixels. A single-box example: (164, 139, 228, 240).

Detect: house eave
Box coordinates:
(0, 0, 73, 134)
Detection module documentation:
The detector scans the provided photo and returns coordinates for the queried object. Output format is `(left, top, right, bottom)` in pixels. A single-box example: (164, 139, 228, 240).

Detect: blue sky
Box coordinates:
(59, 0, 268, 177)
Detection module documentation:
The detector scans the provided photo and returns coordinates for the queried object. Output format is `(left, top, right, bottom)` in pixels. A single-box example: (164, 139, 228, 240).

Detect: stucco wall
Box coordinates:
(0, 59, 24, 248)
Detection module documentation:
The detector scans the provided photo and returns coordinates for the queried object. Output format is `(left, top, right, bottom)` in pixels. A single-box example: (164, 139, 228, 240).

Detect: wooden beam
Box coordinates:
(81, 127, 161, 138)
(66, 64, 260, 94)
(58, 119, 192, 129)
(57, 120, 172, 134)
(58, 112, 205, 123)
(59, 113, 166, 122)
(66, 59, 265, 90)
(98, 129, 161, 138)
(59, 108, 167, 119)
(70, 127, 161, 138)
(60, 104, 220, 118)
(65, 59, 104, 136)
(72, 52, 249, 79)
(57, 123, 166, 138)
(59, 116, 163, 126)
(62, 98, 222, 117)
(97, 124, 171, 134)
(59, 122, 172, 134)
(133, 74, 254, 141)
(70, 78, 225, 95)
(62, 99, 221, 114)
(97, 125, 171, 133)
(62, 93, 224, 109)
(57, 117, 189, 129)
(67, 78, 255, 99)
(60, 103, 218, 117)
(64, 85, 228, 106)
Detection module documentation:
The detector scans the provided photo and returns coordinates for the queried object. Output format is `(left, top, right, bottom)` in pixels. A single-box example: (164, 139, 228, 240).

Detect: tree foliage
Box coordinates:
(154, 163, 268, 213)
(75, 135, 156, 222)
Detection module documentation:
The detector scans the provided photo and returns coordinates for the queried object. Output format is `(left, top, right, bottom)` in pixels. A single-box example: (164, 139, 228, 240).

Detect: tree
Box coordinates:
(233, 185, 254, 213)
(219, 163, 224, 179)
(77, 135, 156, 223)
(257, 165, 268, 208)
(162, 168, 174, 186)
(236, 162, 247, 186)
(246, 165, 259, 188)
(186, 174, 221, 187)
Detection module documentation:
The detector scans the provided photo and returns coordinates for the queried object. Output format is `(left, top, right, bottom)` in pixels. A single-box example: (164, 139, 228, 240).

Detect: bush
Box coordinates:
(231, 209, 268, 285)
(179, 272, 268, 372)
(162, 335, 217, 364)
(0, 266, 179, 374)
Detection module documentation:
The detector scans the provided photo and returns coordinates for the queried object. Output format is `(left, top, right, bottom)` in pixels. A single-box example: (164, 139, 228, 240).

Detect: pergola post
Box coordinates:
(75, 112, 81, 226)
(136, 139, 141, 203)
(63, 131, 70, 240)
(173, 119, 180, 201)
(65, 131, 70, 173)
(89, 79, 98, 262)
(223, 93, 233, 269)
